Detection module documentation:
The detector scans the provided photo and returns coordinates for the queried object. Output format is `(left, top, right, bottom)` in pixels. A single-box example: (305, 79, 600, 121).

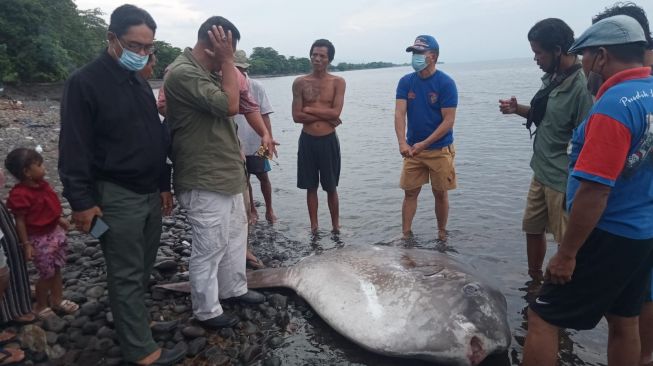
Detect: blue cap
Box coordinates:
(569, 15, 647, 54)
(406, 35, 439, 52)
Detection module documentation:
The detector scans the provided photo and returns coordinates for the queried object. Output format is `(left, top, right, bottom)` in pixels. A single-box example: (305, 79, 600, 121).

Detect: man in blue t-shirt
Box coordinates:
(394, 35, 458, 241)
(523, 15, 653, 366)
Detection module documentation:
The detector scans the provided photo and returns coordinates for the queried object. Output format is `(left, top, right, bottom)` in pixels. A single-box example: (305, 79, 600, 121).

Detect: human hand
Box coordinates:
(58, 217, 71, 231)
(545, 251, 576, 285)
(410, 141, 427, 156)
(72, 206, 103, 233)
(498, 96, 518, 114)
(160, 192, 173, 217)
(399, 142, 412, 158)
(261, 135, 279, 158)
(203, 25, 234, 68)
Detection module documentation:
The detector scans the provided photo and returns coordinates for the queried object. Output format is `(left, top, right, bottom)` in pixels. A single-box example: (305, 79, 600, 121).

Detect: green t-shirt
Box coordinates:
(165, 48, 246, 195)
(530, 67, 593, 193)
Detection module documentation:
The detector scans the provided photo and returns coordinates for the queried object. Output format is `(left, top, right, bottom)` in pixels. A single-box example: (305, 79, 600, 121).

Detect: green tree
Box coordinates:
(152, 40, 181, 79)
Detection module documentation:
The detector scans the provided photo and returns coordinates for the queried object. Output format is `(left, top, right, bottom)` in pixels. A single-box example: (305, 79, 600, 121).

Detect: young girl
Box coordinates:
(4, 148, 78, 318)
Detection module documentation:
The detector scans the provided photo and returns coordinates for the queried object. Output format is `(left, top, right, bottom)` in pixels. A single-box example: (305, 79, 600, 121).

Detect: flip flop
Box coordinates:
(0, 348, 24, 365)
(0, 331, 15, 345)
(12, 312, 36, 324)
(35, 307, 55, 320)
(52, 299, 79, 314)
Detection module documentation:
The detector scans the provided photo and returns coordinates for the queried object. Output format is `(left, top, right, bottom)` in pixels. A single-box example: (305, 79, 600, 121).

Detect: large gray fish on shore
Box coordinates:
(247, 245, 511, 365)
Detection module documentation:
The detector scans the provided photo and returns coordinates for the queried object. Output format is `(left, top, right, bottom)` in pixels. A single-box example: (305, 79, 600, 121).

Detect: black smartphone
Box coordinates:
(90, 216, 109, 239)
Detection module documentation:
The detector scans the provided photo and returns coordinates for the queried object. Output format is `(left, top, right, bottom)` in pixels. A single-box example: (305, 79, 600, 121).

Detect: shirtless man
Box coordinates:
(292, 39, 346, 233)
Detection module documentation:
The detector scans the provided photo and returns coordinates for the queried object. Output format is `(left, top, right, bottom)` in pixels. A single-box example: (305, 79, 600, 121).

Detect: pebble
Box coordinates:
(181, 325, 205, 339)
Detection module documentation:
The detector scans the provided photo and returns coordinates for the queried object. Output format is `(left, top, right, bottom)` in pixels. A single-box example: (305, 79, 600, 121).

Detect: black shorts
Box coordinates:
(530, 228, 653, 330)
(245, 155, 271, 175)
(297, 131, 341, 191)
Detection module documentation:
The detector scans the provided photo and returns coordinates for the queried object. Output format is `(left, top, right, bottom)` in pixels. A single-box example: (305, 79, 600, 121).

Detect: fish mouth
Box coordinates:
(468, 336, 486, 366)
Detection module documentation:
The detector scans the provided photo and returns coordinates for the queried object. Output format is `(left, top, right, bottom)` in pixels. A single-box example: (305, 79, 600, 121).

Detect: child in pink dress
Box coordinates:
(4, 148, 78, 317)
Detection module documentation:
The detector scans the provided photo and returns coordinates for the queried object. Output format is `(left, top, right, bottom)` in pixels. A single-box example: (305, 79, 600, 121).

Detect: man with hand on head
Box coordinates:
(395, 35, 458, 242)
(59, 4, 181, 365)
(164, 16, 274, 330)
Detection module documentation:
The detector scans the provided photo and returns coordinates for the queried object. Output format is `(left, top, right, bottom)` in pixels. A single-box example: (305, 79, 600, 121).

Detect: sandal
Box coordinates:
(0, 348, 24, 365)
(0, 331, 15, 345)
(52, 299, 79, 314)
(35, 307, 56, 320)
(12, 312, 36, 324)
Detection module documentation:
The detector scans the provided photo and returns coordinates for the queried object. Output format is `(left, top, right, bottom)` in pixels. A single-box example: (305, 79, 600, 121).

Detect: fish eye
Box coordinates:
(463, 283, 481, 296)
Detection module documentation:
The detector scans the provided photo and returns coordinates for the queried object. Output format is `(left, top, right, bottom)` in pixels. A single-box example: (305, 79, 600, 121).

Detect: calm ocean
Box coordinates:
(203, 59, 607, 365)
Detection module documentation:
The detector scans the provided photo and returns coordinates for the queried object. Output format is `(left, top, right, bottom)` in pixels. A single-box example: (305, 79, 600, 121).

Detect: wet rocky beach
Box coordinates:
(0, 90, 305, 366)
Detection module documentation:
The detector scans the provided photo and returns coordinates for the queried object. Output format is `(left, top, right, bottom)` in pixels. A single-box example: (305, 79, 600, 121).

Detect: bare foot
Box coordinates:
(265, 210, 277, 223)
(311, 226, 319, 235)
(248, 210, 259, 225)
(437, 229, 448, 242)
(0, 347, 24, 364)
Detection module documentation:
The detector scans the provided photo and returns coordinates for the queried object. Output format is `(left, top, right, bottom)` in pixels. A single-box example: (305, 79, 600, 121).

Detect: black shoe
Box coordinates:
(198, 313, 239, 329)
(225, 290, 265, 305)
(150, 319, 180, 333)
(151, 342, 187, 365)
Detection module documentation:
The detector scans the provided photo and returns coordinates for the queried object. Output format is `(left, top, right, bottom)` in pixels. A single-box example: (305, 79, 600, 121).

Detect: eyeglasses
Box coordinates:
(118, 38, 156, 55)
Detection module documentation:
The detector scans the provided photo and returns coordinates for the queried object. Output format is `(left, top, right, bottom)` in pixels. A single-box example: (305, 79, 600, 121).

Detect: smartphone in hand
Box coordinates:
(90, 216, 109, 239)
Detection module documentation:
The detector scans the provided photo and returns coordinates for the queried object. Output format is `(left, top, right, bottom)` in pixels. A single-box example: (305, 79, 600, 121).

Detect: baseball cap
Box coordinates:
(568, 14, 647, 54)
(234, 50, 250, 68)
(406, 35, 439, 53)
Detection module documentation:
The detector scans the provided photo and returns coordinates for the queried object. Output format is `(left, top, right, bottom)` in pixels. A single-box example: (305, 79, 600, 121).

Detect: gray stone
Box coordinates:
(263, 356, 282, 366)
(19, 324, 47, 353)
(181, 325, 205, 339)
(66, 291, 87, 304)
(85, 285, 105, 299)
(107, 346, 122, 358)
(96, 326, 116, 340)
(82, 321, 100, 335)
(70, 315, 90, 328)
(268, 294, 287, 309)
(268, 336, 284, 349)
(154, 260, 177, 272)
(46, 344, 67, 360)
(94, 337, 115, 352)
(42, 315, 67, 333)
(241, 344, 262, 364)
(187, 337, 207, 357)
(82, 246, 99, 257)
(80, 301, 103, 317)
(45, 331, 58, 345)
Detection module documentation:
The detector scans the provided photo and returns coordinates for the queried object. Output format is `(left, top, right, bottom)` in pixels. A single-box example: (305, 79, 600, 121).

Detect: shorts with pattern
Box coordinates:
(522, 177, 567, 243)
(29, 225, 67, 279)
(399, 144, 456, 191)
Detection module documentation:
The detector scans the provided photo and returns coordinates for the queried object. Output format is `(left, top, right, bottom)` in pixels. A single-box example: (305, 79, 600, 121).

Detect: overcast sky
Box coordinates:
(73, 0, 653, 64)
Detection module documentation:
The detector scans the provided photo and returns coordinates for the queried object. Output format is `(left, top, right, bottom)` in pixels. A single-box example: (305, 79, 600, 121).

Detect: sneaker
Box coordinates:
(198, 313, 239, 329)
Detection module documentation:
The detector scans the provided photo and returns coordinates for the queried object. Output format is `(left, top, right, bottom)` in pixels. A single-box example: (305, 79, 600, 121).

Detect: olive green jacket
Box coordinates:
(164, 48, 245, 195)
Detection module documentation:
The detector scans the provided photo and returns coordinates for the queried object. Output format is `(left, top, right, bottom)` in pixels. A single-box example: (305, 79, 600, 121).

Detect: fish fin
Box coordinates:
(154, 281, 191, 293)
(246, 268, 291, 289)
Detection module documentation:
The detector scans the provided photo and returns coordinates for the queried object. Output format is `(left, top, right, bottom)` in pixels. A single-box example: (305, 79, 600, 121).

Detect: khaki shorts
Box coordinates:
(522, 177, 567, 243)
(399, 144, 457, 191)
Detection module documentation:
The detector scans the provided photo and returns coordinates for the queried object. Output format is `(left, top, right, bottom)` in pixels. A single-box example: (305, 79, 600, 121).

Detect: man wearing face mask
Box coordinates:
(59, 4, 183, 366)
(499, 19, 593, 283)
(523, 15, 653, 365)
(395, 35, 457, 241)
(590, 5, 653, 365)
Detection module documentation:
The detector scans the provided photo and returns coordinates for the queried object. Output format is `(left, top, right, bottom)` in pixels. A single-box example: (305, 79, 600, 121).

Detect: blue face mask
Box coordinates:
(114, 40, 149, 71)
(411, 54, 428, 72)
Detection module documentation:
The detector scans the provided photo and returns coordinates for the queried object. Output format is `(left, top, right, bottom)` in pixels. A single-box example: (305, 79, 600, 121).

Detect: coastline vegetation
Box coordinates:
(0, 0, 397, 84)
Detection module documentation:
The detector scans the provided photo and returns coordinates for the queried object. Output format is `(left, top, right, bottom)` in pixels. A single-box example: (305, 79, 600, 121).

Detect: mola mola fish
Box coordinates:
(156, 245, 511, 365)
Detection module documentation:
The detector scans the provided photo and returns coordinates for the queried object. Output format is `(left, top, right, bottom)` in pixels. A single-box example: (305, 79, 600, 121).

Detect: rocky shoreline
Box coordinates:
(0, 92, 297, 366)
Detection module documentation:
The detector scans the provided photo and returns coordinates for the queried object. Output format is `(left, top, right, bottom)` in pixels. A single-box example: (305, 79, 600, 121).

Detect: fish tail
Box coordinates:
(246, 268, 291, 289)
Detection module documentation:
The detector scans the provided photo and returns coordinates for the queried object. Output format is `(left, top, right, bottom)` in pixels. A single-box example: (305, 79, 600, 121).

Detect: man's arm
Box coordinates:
(411, 107, 456, 155)
(262, 113, 273, 137)
(547, 181, 610, 284)
(244, 111, 277, 157)
(394, 99, 411, 157)
(302, 77, 346, 121)
(292, 77, 321, 124)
